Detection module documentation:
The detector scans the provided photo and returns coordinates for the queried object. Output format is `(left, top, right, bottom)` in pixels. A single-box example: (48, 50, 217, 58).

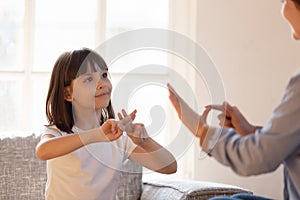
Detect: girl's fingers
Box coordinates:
(118, 115, 132, 130)
(121, 109, 128, 117)
(111, 121, 116, 132)
(117, 112, 123, 120)
(129, 109, 137, 120)
(110, 120, 121, 134)
(118, 109, 137, 120)
(113, 130, 123, 140)
(117, 109, 137, 132)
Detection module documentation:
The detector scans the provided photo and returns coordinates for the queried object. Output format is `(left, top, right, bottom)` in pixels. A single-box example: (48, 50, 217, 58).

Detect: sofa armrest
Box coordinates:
(141, 179, 252, 200)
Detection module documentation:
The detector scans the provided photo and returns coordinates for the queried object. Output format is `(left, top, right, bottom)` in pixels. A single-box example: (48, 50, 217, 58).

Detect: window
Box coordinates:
(0, 0, 23, 71)
(0, 0, 196, 180)
(106, 0, 173, 161)
(0, 0, 100, 137)
(33, 0, 98, 72)
(0, 0, 25, 136)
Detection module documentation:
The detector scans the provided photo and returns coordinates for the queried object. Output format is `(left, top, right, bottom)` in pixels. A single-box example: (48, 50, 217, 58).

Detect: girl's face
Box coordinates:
(65, 62, 112, 111)
(282, 0, 300, 40)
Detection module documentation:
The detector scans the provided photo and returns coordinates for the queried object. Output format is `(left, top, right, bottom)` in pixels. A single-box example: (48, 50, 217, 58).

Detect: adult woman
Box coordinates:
(168, 0, 300, 199)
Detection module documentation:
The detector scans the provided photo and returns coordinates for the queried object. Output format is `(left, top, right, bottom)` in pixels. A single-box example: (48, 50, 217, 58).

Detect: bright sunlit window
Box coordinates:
(106, 0, 172, 151)
(0, 0, 170, 140)
(0, 0, 196, 181)
(33, 0, 97, 72)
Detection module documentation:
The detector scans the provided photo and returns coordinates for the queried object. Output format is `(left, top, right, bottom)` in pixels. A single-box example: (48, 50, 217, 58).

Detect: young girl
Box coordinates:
(35, 48, 177, 200)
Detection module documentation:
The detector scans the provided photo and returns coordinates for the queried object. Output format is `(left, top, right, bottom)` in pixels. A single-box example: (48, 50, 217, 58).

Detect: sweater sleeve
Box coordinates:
(202, 71, 300, 176)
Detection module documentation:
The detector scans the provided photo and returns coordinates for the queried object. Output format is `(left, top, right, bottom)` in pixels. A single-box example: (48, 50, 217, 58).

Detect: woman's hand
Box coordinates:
(117, 109, 149, 145)
(207, 101, 261, 136)
(167, 83, 210, 140)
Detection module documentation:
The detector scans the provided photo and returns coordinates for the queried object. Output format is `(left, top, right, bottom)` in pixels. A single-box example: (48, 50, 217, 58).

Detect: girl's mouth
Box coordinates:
(95, 92, 110, 97)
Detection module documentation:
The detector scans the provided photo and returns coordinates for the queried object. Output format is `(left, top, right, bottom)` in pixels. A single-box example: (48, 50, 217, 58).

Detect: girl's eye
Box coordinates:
(85, 77, 93, 82)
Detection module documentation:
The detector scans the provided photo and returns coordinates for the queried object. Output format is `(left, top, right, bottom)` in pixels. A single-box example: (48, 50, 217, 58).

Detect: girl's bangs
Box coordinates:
(75, 50, 108, 77)
(65, 49, 108, 84)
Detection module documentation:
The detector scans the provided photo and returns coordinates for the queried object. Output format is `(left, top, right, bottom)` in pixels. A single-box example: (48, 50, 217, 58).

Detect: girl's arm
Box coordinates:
(36, 119, 122, 160)
(129, 137, 177, 174)
(117, 110, 177, 174)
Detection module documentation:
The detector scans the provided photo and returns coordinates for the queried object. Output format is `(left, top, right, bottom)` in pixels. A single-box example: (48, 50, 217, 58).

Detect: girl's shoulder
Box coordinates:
(43, 125, 65, 137)
(285, 70, 300, 92)
(289, 70, 300, 83)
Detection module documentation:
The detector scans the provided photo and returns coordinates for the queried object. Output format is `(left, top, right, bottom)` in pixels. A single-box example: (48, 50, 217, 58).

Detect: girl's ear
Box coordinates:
(64, 86, 73, 102)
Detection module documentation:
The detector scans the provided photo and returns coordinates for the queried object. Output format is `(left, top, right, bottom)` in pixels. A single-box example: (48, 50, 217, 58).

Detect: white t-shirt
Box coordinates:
(43, 126, 137, 200)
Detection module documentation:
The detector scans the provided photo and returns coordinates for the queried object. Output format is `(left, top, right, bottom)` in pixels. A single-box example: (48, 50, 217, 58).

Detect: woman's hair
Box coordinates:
(292, 0, 300, 8)
(293, 0, 300, 4)
(46, 48, 115, 133)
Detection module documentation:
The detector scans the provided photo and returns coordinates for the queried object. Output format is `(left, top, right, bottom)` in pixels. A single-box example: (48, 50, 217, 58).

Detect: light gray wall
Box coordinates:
(194, 0, 300, 199)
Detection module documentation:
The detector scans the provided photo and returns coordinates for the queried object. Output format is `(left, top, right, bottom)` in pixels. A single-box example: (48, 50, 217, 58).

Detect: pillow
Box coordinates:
(0, 134, 47, 200)
(116, 159, 143, 200)
(141, 179, 252, 200)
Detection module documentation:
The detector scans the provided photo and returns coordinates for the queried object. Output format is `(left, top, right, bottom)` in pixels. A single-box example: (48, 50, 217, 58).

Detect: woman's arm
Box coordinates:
(167, 83, 210, 143)
(167, 78, 300, 176)
(36, 119, 122, 160)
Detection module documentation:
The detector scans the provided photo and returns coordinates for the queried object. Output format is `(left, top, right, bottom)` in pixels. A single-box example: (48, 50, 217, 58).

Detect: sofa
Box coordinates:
(0, 134, 252, 200)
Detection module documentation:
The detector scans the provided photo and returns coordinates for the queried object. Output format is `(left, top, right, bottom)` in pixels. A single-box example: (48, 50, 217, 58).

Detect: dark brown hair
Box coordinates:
(46, 48, 115, 133)
(293, 0, 300, 4)
(292, 0, 300, 9)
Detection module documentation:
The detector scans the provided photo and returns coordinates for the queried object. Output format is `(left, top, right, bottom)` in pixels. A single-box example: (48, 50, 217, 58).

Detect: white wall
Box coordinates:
(193, 0, 300, 199)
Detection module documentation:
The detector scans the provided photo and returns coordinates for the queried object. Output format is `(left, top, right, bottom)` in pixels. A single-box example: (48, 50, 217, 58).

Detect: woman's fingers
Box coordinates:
(167, 84, 181, 103)
(167, 83, 190, 119)
(167, 85, 179, 106)
(201, 107, 211, 123)
(207, 101, 234, 120)
(207, 104, 225, 112)
(215, 113, 231, 128)
(167, 83, 178, 96)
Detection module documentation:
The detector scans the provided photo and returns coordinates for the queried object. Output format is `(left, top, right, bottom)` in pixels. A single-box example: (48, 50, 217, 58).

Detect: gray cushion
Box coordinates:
(0, 134, 143, 200)
(141, 179, 252, 200)
(0, 134, 47, 200)
(116, 159, 143, 200)
(1, 134, 251, 200)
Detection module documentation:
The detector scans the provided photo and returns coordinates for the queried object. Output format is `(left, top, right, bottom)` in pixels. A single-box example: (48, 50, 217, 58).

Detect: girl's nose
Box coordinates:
(96, 78, 104, 89)
(96, 76, 108, 90)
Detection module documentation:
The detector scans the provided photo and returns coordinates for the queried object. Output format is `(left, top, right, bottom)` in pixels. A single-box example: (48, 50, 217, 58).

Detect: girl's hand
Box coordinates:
(117, 109, 149, 145)
(207, 101, 261, 136)
(116, 109, 137, 132)
(100, 119, 123, 141)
